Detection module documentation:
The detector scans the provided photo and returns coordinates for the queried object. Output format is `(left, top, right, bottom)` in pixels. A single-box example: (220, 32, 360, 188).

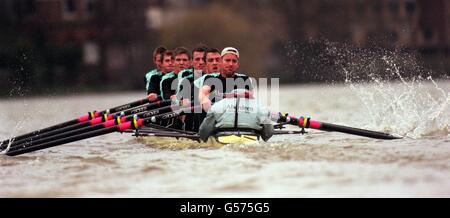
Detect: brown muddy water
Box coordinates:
(0, 82, 449, 197)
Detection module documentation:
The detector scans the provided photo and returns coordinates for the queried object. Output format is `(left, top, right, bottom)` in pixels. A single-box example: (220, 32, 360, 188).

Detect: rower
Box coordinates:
(195, 47, 252, 110)
(198, 89, 274, 142)
(184, 47, 222, 99)
(175, 45, 209, 132)
(177, 47, 222, 131)
(159, 47, 192, 129)
(145, 46, 167, 96)
(177, 44, 208, 85)
(147, 50, 174, 102)
(194, 47, 252, 130)
(160, 47, 192, 101)
(176, 45, 209, 100)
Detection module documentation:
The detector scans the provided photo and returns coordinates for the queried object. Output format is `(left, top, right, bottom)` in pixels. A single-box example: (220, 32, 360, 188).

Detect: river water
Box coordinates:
(0, 81, 449, 197)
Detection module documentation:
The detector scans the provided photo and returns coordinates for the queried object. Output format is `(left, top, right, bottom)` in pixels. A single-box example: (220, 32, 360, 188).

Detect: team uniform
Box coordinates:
(177, 68, 206, 100)
(159, 72, 179, 101)
(176, 68, 205, 132)
(191, 72, 253, 132)
(193, 73, 253, 104)
(177, 68, 194, 86)
(145, 69, 163, 95)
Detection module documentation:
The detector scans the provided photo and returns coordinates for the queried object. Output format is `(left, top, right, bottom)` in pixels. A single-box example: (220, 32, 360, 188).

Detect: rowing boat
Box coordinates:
(0, 96, 402, 156)
(135, 135, 258, 149)
(128, 127, 261, 149)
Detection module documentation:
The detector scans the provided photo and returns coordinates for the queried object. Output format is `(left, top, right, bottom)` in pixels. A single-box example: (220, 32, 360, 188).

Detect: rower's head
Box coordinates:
(221, 47, 240, 78)
(160, 50, 174, 74)
(204, 48, 222, 74)
(192, 44, 208, 72)
(153, 46, 167, 71)
(173, 47, 192, 74)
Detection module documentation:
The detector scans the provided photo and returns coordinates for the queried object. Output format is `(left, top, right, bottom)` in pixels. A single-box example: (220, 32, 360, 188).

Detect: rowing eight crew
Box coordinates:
(145, 46, 274, 142)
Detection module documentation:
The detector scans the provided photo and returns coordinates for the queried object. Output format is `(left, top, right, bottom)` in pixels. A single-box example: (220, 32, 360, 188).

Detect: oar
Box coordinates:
(4, 103, 179, 153)
(5, 105, 200, 156)
(0, 97, 157, 148)
(134, 132, 201, 141)
(273, 130, 309, 135)
(277, 113, 402, 140)
(1, 100, 171, 150)
(135, 123, 199, 136)
(129, 129, 201, 141)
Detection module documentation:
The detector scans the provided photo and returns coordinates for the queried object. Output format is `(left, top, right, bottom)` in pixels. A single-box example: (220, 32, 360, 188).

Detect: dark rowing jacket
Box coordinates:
(177, 67, 194, 84)
(177, 69, 205, 101)
(145, 69, 163, 95)
(194, 73, 253, 104)
(160, 72, 179, 100)
(176, 69, 204, 132)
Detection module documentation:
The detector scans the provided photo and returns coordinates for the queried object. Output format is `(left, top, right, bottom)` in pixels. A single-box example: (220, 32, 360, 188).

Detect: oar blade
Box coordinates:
(319, 122, 402, 140)
(277, 113, 402, 140)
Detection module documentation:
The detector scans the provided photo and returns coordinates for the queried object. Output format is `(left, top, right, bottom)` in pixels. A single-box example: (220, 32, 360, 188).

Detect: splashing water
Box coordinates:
(322, 41, 449, 139)
(345, 72, 448, 139)
(0, 102, 33, 154)
(1, 72, 32, 154)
